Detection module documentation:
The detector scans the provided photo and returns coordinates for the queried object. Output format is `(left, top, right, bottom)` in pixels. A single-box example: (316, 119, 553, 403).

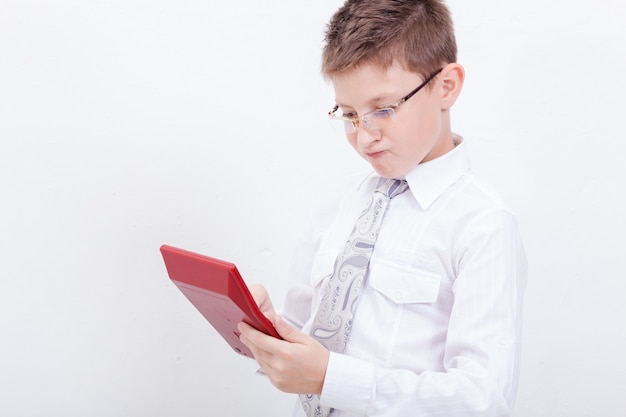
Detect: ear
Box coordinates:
(439, 63, 465, 110)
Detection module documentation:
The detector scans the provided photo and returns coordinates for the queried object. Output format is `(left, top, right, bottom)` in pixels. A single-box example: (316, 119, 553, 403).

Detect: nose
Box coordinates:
(355, 124, 381, 148)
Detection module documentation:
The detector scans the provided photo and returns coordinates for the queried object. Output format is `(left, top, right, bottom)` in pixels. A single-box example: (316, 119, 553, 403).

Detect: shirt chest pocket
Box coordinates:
(368, 260, 442, 304)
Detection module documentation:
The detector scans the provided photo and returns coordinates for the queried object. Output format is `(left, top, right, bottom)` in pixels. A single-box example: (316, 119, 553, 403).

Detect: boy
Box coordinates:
(238, 1, 527, 416)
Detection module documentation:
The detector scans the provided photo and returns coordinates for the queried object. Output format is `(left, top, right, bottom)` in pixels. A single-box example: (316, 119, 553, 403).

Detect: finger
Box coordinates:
(248, 284, 275, 316)
(238, 323, 276, 369)
(238, 321, 263, 347)
(238, 321, 280, 357)
(272, 315, 309, 344)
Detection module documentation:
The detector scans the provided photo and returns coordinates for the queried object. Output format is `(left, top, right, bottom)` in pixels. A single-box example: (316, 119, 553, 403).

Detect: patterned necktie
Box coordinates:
(300, 178, 409, 417)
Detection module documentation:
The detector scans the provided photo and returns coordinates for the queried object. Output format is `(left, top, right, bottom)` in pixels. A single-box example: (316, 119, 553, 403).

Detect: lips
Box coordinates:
(366, 150, 385, 158)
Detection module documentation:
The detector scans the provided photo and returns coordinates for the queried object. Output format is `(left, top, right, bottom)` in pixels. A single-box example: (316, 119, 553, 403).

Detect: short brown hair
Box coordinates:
(322, 0, 457, 81)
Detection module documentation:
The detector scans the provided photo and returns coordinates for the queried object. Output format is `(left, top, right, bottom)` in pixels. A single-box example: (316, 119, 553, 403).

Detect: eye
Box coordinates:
(341, 111, 357, 119)
(370, 108, 394, 119)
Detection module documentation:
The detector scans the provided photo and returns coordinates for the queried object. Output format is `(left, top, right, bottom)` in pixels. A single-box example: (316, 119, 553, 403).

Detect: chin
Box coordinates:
(373, 167, 403, 179)
(367, 155, 411, 179)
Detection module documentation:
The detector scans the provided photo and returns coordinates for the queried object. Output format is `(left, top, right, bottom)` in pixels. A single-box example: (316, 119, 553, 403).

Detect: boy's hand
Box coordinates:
(248, 283, 276, 322)
(238, 315, 329, 395)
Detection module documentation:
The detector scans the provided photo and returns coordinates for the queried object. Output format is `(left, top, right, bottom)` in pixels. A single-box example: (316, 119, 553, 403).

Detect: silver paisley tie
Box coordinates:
(300, 178, 409, 417)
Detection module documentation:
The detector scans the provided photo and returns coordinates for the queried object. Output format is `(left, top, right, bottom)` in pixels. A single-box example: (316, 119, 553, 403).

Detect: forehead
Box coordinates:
(331, 62, 421, 108)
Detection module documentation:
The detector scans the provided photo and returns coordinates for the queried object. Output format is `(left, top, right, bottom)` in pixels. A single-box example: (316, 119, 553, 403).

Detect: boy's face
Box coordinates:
(331, 62, 455, 179)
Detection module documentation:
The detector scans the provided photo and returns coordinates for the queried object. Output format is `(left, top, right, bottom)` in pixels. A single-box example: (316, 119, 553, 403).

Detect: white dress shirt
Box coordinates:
(281, 137, 528, 417)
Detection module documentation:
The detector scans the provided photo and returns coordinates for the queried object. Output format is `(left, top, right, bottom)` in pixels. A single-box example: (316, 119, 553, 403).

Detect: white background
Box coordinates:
(1, 1, 625, 416)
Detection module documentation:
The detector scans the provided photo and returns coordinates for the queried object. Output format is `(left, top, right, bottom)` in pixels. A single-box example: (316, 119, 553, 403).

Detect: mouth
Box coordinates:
(366, 150, 386, 159)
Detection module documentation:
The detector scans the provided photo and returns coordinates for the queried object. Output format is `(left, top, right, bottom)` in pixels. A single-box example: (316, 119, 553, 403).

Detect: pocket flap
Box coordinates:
(369, 261, 441, 304)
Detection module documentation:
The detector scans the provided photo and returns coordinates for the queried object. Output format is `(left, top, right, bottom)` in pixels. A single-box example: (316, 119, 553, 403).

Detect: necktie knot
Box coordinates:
(376, 178, 409, 199)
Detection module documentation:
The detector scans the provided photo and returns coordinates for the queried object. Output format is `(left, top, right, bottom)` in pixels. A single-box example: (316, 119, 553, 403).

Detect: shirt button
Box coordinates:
(394, 290, 403, 301)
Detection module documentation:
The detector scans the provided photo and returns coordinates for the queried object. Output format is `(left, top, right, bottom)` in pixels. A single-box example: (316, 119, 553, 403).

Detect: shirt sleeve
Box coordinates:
(319, 209, 527, 416)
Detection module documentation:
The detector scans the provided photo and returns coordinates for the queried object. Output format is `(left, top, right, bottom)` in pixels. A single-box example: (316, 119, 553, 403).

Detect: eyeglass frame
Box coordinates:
(328, 67, 444, 133)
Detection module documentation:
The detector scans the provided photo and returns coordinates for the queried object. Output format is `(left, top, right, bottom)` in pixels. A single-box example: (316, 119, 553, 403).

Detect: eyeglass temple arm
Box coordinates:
(399, 68, 444, 105)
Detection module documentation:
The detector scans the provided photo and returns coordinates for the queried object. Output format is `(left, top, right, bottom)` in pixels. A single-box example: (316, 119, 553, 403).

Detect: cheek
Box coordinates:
(404, 107, 440, 141)
(392, 114, 441, 162)
(395, 119, 428, 147)
(346, 134, 360, 152)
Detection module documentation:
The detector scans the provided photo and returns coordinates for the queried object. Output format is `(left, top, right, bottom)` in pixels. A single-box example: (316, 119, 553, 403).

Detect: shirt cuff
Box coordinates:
(244, 356, 268, 378)
(320, 352, 375, 415)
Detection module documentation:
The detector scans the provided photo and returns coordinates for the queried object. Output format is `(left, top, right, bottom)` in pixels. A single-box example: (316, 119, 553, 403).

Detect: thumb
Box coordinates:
(273, 315, 308, 344)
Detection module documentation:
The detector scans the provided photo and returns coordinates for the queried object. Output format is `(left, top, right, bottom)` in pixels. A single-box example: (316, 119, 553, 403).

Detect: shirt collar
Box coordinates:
(404, 134, 470, 210)
(356, 135, 470, 210)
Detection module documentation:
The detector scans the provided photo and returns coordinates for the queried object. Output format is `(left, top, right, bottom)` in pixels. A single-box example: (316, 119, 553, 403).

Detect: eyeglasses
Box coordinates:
(328, 68, 443, 134)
